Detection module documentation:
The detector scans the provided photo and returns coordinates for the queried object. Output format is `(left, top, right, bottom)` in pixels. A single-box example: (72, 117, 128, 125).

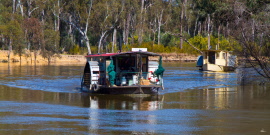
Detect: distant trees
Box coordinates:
(0, 1, 269, 73)
(232, 0, 270, 80)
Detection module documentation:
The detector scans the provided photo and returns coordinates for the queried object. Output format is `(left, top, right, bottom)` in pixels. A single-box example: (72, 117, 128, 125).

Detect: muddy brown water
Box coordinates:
(0, 62, 270, 135)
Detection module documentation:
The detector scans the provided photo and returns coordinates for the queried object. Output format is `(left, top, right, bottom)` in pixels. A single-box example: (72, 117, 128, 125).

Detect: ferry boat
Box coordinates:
(81, 48, 165, 94)
(196, 50, 236, 72)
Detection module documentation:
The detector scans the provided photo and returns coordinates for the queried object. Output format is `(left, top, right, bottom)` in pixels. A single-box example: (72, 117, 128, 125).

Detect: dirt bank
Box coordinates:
(0, 50, 86, 64)
(0, 50, 198, 64)
(159, 53, 198, 62)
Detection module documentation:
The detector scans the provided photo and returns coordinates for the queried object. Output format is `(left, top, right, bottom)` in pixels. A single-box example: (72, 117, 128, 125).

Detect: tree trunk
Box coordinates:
(98, 31, 107, 53)
(84, 0, 93, 54)
(157, 10, 163, 45)
(198, 21, 201, 35)
(180, 0, 187, 49)
(207, 14, 211, 50)
(194, 16, 199, 36)
(252, 17, 255, 42)
(68, 15, 72, 35)
(123, 13, 131, 45)
(138, 0, 145, 45)
(85, 35, 91, 54)
(123, 19, 126, 45)
(17, 0, 24, 17)
(158, 20, 161, 45)
(153, 32, 156, 45)
(217, 25, 220, 50)
(57, 0, 60, 31)
(12, 0, 16, 14)
(112, 28, 117, 53)
(180, 24, 183, 48)
(8, 39, 12, 63)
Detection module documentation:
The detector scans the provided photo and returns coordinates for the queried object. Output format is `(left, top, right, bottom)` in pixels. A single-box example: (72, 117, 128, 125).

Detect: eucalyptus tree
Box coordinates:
(152, 0, 171, 45)
(109, 0, 124, 52)
(23, 18, 43, 62)
(170, 0, 188, 49)
(0, 0, 25, 62)
(59, 0, 93, 54)
(232, 0, 270, 81)
(211, 1, 234, 49)
(121, 0, 138, 45)
(91, 0, 126, 53)
(0, 20, 23, 62)
(192, 0, 217, 49)
(137, 0, 153, 45)
(91, 0, 112, 53)
(42, 29, 60, 63)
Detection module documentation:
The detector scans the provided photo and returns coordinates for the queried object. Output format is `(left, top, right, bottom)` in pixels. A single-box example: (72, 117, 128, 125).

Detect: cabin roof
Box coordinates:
(201, 50, 231, 53)
(85, 51, 161, 58)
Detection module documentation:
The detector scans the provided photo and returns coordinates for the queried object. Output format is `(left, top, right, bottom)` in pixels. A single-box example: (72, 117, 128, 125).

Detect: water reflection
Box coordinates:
(203, 87, 237, 110)
(79, 94, 164, 134)
(1, 62, 270, 134)
(82, 94, 164, 110)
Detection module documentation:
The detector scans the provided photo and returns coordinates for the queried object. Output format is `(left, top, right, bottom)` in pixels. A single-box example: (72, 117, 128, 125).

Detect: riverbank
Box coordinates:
(0, 50, 198, 64)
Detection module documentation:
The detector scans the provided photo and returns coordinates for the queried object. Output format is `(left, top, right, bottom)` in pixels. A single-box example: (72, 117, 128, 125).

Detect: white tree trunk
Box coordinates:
(138, 0, 145, 45)
(194, 16, 198, 36)
(85, 35, 91, 54)
(112, 28, 117, 53)
(217, 25, 220, 50)
(98, 31, 108, 53)
(157, 10, 163, 45)
(57, 0, 60, 31)
(123, 13, 131, 45)
(84, 0, 93, 54)
(207, 14, 211, 50)
(158, 21, 161, 45)
(12, 0, 16, 13)
(17, 0, 24, 17)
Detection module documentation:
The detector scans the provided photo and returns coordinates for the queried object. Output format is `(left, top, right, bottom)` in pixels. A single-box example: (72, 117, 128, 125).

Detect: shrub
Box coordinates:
(69, 44, 80, 55)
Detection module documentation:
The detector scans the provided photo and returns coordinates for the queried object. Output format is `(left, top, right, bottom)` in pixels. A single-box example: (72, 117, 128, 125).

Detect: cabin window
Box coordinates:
(118, 57, 135, 71)
(208, 51, 215, 64)
(223, 53, 227, 59)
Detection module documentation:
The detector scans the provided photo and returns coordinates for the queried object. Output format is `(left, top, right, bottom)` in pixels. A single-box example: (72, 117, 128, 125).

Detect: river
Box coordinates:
(0, 62, 270, 135)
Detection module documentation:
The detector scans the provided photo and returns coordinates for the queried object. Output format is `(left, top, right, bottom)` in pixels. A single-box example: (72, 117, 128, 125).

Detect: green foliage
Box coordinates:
(105, 42, 119, 53)
(60, 36, 74, 53)
(0, 0, 268, 65)
(161, 33, 172, 47)
(90, 46, 98, 54)
(23, 18, 43, 50)
(67, 45, 90, 55)
(121, 42, 183, 53)
(187, 35, 208, 50)
(41, 29, 60, 62)
(69, 44, 80, 55)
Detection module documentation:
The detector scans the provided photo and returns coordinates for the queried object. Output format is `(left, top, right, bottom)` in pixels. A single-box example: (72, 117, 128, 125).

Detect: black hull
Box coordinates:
(81, 85, 162, 95)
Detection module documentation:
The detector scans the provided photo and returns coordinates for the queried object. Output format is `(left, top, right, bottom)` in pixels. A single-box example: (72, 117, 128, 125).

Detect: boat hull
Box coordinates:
(81, 85, 162, 94)
(202, 63, 235, 72)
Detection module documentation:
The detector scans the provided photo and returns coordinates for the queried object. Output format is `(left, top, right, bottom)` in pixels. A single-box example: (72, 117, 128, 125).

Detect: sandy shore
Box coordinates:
(0, 50, 198, 64)
(0, 50, 86, 64)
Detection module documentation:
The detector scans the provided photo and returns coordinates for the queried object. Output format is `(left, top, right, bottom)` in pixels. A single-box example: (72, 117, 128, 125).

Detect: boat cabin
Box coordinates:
(197, 50, 236, 72)
(81, 48, 165, 94)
